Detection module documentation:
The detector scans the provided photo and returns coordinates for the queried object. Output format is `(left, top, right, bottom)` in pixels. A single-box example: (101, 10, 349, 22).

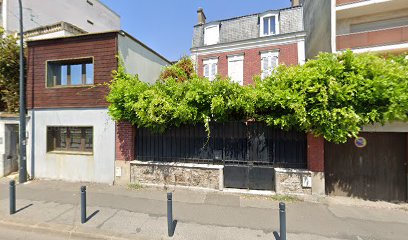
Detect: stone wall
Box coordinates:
(275, 168, 312, 195)
(130, 161, 223, 190)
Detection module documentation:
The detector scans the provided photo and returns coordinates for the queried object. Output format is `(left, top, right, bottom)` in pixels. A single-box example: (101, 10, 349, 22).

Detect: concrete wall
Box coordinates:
(118, 33, 170, 84)
(130, 161, 224, 190)
(303, 0, 333, 59)
(27, 108, 115, 184)
(4, 0, 120, 33)
(26, 30, 77, 41)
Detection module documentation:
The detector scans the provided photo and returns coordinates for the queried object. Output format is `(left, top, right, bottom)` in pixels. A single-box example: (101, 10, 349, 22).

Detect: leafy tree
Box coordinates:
(0, 28, 21, 112)
(159, 56, 196, 82)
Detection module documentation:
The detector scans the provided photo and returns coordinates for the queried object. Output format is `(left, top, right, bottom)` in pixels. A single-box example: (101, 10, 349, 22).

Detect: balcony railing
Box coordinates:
(336, 0, 366, 6)
(337, 25, 408, 50)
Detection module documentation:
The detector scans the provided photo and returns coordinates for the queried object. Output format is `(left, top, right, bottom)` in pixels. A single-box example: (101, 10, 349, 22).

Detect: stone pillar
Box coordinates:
(307, 133, 325, 195)
(114, 121, 136, 185)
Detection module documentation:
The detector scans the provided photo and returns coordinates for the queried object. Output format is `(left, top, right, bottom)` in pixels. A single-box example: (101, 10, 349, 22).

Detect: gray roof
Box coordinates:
(192, 6, 304, 48)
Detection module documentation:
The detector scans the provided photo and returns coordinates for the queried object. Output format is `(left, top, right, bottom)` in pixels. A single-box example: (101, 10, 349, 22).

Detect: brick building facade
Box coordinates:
(191, 6, 306, 85)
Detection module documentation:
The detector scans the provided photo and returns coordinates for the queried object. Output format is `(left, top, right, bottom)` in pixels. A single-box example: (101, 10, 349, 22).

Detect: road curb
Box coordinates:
(0, 218, 141, 240)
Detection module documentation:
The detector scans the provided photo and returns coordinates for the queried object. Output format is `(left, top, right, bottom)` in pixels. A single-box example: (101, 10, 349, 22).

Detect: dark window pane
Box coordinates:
(85, 128, 93, 151)
(47, 126, 93, 153)
(69, 128, 82, 150)
(263, 17, 269, 35)
(270, 16, 276, 34)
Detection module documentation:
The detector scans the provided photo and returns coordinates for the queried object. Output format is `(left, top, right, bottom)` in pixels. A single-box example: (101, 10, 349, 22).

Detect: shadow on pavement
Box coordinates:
(86, 210, 100, 222)
(273, 231, 280, 240)
(16, 204, 33, 213)
(169, 220, 177, 237)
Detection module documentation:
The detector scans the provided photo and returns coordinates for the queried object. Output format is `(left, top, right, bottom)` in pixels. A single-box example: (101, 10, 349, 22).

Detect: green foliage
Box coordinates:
(159, 56, 196, 82)
(0, 28, 21, 112)
(107, 51, 408, 143)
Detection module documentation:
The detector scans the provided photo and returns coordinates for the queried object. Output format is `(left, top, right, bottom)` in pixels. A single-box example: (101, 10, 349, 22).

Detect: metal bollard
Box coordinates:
(279, 202, 286, 240)
(167, 192, 173, 237)
(9, 180, 16, 215)
(81, 186, 87, 224)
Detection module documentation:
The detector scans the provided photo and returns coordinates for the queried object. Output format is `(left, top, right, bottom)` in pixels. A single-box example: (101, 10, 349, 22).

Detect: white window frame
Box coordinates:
(203, 58, 218, 81)
(261, 51, 279, 79)
(260, 13, 279, 37)
(227, 54, 244, 85)
(204, 23, 220, 46)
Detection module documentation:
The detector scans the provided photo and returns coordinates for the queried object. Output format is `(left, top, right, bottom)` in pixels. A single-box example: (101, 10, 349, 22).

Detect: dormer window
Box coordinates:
(260, 13, 279, 37)
(204, 24, 220, 45)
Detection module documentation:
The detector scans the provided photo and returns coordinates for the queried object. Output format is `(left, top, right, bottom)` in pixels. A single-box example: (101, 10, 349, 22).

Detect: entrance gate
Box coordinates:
(136, 122, 307, 191)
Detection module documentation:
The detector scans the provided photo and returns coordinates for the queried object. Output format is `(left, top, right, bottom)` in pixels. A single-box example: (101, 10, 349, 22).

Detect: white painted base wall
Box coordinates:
(27, 108, 115, 184)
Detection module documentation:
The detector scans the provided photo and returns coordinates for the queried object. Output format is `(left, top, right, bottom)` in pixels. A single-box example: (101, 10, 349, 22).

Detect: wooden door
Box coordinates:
(325, 133, 407, 202)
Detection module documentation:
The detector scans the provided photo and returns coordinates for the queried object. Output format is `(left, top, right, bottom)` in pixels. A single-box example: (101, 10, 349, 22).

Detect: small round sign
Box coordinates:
(354, 137, 367, 148)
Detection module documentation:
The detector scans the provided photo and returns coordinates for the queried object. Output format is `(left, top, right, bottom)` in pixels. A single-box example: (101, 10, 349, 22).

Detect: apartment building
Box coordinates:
(0, 0, 120, 34)
(304, 0, 408, 57)
(191, 1, 306, 85)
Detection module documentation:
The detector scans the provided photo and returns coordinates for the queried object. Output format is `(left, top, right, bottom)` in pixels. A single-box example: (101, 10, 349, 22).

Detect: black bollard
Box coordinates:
(279, 202, 286, 240)
(167, 192, 173, 237)
(9, 180, 16, 215)
(81, 186, 87, 224)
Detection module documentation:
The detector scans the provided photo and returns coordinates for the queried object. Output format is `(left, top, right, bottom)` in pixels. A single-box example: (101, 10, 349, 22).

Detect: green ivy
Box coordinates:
(107, 51, 408, 143)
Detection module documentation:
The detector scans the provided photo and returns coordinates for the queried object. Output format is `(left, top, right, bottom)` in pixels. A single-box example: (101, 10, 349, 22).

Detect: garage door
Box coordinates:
(325, 133, 407, 202)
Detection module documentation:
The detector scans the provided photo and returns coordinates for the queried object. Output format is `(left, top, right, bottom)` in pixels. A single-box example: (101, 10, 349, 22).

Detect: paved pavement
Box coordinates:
(0, 177, 407, 240)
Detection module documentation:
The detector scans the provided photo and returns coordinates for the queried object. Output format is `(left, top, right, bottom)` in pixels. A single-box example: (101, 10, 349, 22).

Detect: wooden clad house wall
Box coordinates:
(27, 32, 118, 109)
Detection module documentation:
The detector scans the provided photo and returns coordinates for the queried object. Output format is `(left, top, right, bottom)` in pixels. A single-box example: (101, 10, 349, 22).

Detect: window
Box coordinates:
(47, 58, 94, 87)
(204, 24, 220, 45)
(261, 51, 279, 79)
(228, 54, 244, 85)
(203, 58, 218, 81)
(260, 13, 279, 37)
(47, 127, 93, 153)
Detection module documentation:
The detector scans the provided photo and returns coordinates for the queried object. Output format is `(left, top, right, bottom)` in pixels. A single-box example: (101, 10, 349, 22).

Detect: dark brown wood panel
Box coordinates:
(27, 32, 118, 109)
(325, 132, 407, 202)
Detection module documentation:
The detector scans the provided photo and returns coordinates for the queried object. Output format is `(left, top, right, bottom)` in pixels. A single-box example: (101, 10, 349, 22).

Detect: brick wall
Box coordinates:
(27, 32, 118, 109)
(197, 43, 298, 85)
(115, 121, 136, 161)
(307, 133, 325, 172)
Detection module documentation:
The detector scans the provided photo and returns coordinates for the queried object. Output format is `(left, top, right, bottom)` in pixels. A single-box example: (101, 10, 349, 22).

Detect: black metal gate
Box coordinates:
(135, 122, 307, 190)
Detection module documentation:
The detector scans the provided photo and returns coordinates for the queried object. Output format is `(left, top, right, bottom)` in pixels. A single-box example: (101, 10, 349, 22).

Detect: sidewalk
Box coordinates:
(0, 177, 407, 240)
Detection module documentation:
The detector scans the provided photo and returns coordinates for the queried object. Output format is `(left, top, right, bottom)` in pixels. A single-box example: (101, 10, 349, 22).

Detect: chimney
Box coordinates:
(197, 8, 206, 25)
(291, 0, 301, 7)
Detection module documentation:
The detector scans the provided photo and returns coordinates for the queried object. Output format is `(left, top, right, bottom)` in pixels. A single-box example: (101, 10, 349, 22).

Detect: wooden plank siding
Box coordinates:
(27, 32, 118, 109)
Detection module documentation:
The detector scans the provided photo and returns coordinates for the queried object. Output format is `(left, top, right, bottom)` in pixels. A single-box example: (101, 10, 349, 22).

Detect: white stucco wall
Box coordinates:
(26, 30, 77, 41)
(118, 33, 170, 84)
(4, 0, 120, 33)
(27, 108, 115, 184)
